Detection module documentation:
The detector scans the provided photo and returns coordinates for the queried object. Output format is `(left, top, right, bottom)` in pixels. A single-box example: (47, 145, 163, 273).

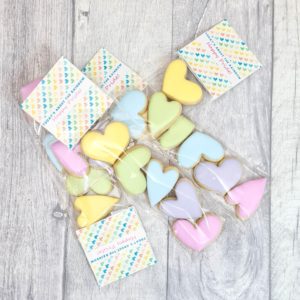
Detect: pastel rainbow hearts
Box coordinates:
(225, 178, 267, 220)
(81, 122, 130, 164)
(110, 90, 147, 139)
(162, 59, 203, 105)
(173, 214, 223, 251)
(74, 195, 119, 228)
(177, 132, 224, 168)
(160, 179, 202, 219)
(146, 159, 179, 206)
(193, 158, 242, 195)
(114, 146, 151, 195)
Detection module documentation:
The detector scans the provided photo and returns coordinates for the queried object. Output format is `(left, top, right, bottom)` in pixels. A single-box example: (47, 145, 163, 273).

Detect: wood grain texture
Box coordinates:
(271, 0, 300, 299)
(0, 0, 299, 299)
(63, 1, 172, 299)
(167, 1, 272, 299)
(0, 0, 72, 299)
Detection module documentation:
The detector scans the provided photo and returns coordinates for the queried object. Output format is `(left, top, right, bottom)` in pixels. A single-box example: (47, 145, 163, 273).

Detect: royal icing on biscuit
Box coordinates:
(81, 122, 130, 164)
(146, 159, 179, 207)
(162, 59, 203, 105)
(66, 167, 112, 196)
(159, 115, 195, 149)
(51, 140, 89, 177)
(74, 195, 119, 228)
(110, 90, 147, 139)
(173, 214, 223, 251)
(148, 92, 182, 138)
(177, 132, 224, 168)
(225, 178, 267, 220)
(193, 158, 242, 195)
(114, 146, 151, 195)
(160, 178, 202, 219)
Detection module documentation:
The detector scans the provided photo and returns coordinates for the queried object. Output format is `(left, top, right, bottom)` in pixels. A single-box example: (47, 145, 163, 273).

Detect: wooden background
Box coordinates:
(0, 0, 299, 299)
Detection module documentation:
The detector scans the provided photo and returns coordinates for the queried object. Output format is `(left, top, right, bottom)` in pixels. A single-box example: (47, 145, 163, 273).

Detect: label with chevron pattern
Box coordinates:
(76, 206, 156, 287)
(178, 19, 262, 99)
(82, 48, 147, 98)
(21, 57, 114, 149)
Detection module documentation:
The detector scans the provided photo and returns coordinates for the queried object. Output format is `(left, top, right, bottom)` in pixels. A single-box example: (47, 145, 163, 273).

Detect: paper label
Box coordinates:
(82, 48, 147, 98)
(76, 207, 156, 287)
(178, 20, 262, 98)
(21, 57, 114, 149)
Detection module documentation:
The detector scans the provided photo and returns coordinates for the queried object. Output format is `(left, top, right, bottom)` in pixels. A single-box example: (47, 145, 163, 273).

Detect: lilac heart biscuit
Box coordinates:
(160, 179, 203, 219)
(193, 158, 242, 195)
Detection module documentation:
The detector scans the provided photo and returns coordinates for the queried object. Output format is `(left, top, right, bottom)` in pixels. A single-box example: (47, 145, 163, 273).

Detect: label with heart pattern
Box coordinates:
(178, 19, 262, 99)
(76, 206, 156, 287)
(21, 57, 114, 149)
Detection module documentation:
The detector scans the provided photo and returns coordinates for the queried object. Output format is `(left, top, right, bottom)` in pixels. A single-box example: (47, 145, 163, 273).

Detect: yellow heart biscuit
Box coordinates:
(80, 122, 130, 164)
(162, 59, 203, 105)
(74, 195, 119, 228)
(148, 92, 182, 138)
(114, 145, 151, 195)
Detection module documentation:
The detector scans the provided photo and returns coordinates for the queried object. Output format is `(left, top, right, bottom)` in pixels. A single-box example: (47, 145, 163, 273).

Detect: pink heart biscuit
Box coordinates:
(225, 178, 267, 220)
(193, 158, 242, 195)
(20, 78, 42, 101)
(160, 179, 203, 219)
(51, 141, 88, 177)
(173, 214, 223, 251)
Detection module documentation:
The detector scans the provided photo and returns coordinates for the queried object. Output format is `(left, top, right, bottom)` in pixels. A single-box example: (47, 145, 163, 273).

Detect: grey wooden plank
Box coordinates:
(63, 1, 173, 299)
(0, 0, 72, 299)
(271, 0, 300, 299)
(167, 1, 272, 299)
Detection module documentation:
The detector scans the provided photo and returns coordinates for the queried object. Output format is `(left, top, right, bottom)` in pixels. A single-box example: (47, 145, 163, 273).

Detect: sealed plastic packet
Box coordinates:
(19, 57, 157, 288)
(20, 19, 267, 255)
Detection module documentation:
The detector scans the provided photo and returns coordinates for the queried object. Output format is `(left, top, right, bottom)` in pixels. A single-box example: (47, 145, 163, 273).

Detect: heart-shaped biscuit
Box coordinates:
(160, 178, 202, 219)
(148, 92, 182, 138)
(225, 178, 266, 220)
(159, 115, 195, 149)
(110, 90, 147, 139)
(193, 158, 242, 195)
(162, 59, 203, 105)
(74, 195, 119, 228)
(81, 122, 130, 164)
(50, 137, 88, 176)
(173, 214, 223, 251)
(114, 146, 151, 195)
(177, 132, 224, 168)
(146, 159, 179, 207)
(66, 167, 112, 196)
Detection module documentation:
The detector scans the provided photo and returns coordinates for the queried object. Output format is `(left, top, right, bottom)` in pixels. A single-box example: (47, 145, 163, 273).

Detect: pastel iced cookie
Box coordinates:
(43, 134, 63, 172)
(159, 115, 195, 149)
(173, 214, 223, 251)
(148, 92, 182, 138)
(162, 59, 203, 105)
(110, 90, 147, 139)
(81, 122, 130, 164)
(146, 159, 179, 207)
(225, 178, 267, 220)
(74, 195, 119, 228)
(51, 140, 88, 177)
(177, 132, 224, 168)
(160, 179, 202, 219)
(193, 158, 242, 195)
(66, 167, 112, 196)
(114, 146, 151, 195)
